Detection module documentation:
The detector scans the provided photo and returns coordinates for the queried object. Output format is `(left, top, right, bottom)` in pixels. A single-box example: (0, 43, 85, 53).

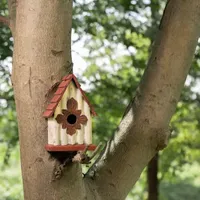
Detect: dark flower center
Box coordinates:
(67, 114, 77, 124)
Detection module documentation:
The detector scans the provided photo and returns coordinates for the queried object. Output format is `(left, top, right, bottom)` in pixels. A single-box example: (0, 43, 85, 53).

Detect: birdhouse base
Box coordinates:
(45, 144, 96, 152)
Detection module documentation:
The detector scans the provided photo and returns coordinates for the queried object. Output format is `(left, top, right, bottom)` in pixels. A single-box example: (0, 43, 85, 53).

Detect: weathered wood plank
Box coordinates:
(67, 82, 76, 144)
(76, 89, 84, 144)
(83, 101, 92, 144)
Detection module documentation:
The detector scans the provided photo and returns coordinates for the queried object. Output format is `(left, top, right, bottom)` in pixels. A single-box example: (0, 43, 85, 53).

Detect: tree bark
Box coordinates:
(12, 1, 85, 200)
(85, 0, 200, 199)
(10, 0, 200, 200)
(147, 154, 159, 200)
(7, 0, 17, 35)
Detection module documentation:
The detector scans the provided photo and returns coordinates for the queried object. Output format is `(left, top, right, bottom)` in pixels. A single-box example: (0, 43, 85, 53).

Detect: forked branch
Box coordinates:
(85, 0, 200, 199)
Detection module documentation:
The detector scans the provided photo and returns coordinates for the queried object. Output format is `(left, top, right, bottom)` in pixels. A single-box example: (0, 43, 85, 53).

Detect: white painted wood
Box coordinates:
(48, 119, 55, 144)
(67, 82, 76, 144)
(54, 123, 60, 145)
(53, 101, 61, 145)
(76, 89, 84, 144)
(48, 118, 60, 145)
(60, 128, 68, 145)
(60, 88, 69, 145)
(54, 101, 62, 119)
(67, 134, 76, 144)
(69, 82, 76, 100)
(76, 89, 82, 108)
(77, 128, 84, 144)
(61, 86, 70, 109)
(83, 101, 92, 144)
(51, 82, 92, 146)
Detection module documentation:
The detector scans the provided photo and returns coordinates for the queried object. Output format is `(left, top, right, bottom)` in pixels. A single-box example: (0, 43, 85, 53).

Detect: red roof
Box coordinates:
(43, 74, 97, 118)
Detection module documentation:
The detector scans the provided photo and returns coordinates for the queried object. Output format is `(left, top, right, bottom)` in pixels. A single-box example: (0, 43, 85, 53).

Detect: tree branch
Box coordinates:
(85, 0, 200, 199)
(7, 0, 17, 36)
(0, 15, 10, 27)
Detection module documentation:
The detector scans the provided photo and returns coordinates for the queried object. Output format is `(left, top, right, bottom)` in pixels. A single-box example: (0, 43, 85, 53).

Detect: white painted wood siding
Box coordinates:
(76, 89, 84, 144)
(48, 118, 59, 145)
(47, 81, 93, 146)
(83, 101, 92, 144)
(67, 82, 76, 144)
(60, 88, 69, 145)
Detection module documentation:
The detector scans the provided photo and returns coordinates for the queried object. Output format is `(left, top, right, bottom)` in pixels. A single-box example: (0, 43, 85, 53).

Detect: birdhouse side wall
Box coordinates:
(83, 101, 92, 144)
(47, 82, 92, 146)
(76, 89, 84, 144)
(47, 118, 59, 145)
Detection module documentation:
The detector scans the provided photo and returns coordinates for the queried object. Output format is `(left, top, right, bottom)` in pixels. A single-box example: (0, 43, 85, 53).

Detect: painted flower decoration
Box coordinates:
(55, 98, 88, 135)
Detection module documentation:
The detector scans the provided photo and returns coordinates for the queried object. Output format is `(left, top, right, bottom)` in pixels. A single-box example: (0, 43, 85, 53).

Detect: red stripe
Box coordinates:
(45, 144, 96, 151)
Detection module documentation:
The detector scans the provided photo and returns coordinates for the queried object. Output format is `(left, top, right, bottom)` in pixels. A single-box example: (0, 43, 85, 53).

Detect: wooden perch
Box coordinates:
(72, 143, 103, 164)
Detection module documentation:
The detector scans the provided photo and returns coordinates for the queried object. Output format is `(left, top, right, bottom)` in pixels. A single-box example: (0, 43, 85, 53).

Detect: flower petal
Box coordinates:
(62, 109, 70, 116)
(62, 123, 67, 129)
(67, 98, 78, 111)
(67, 127, 76, 135)
(55, 114, 65, 124)
(73, 110, 81, 116)
(79, 115, 88, 125)
(75, 123, 81, 129)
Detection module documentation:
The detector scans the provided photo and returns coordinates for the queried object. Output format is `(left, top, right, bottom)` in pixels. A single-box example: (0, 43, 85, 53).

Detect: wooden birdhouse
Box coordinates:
(43, 74, 97, 152)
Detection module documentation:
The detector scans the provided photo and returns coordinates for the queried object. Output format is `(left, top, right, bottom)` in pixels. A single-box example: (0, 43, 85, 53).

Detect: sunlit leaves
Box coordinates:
(74, 0, 200, 199)
(0, 0, 200, 199)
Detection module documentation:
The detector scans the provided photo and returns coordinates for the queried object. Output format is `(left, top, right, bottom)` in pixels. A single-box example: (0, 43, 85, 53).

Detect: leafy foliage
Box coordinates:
(73, 0, 200, 199)
(0, 0, 200, 199)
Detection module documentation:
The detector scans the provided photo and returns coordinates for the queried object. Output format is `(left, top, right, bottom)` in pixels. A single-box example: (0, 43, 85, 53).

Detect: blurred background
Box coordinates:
(0, 0, 200, 199)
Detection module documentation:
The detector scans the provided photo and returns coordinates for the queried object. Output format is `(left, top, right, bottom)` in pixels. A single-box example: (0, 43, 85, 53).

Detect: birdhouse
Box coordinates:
(43, 74, 97, 152)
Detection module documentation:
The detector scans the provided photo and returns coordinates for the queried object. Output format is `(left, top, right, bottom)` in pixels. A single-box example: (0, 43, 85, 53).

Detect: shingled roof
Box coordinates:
(43, 74, 97, 118)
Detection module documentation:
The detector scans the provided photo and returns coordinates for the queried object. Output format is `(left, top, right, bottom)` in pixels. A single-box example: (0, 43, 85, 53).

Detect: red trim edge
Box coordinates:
(45, 144, 96, 151)
(43, 74, 97, 118)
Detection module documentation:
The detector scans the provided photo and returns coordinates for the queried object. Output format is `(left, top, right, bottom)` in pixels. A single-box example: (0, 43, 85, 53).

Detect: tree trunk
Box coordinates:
(8, 0, 200, 199)
(11, 1, 86, 199)
(147, 154, 159, 200)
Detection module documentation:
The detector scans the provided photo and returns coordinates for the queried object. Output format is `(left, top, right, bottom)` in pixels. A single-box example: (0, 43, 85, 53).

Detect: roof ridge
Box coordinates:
(43, 74, 97, 118)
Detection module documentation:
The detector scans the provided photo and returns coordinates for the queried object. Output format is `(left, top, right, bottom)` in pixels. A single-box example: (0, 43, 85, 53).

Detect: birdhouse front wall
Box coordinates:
(47, 82, 92, 146)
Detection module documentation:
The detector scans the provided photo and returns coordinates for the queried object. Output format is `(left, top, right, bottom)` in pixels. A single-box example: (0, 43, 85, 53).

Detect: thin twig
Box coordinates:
(89, 142, 103, 160)
(72, 143, 103, 164)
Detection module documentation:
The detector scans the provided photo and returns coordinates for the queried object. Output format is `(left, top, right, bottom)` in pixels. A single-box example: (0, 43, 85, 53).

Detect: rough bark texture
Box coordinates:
(10, 0, 200, 200)
(85, 0, 200, 199)
(12, 1, 84, 200)
(7, 0, 17, 35)
(147, 154, 159, 200)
